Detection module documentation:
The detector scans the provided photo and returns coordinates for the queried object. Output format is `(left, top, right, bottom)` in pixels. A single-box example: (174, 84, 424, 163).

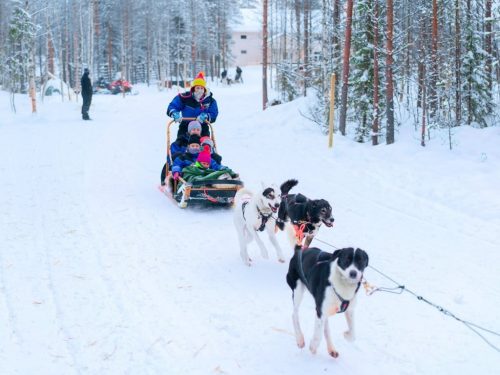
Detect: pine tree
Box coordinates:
(4, 2, 37, 111)
(461, 1, 495, 127)
(350, 0, 376, 142)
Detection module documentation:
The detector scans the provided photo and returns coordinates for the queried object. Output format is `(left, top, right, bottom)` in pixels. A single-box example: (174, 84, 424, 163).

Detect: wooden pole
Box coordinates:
(328, 73, 336, 148)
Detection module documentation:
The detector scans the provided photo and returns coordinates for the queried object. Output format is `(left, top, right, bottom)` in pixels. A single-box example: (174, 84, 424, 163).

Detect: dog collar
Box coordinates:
(331, 282, 361, 313)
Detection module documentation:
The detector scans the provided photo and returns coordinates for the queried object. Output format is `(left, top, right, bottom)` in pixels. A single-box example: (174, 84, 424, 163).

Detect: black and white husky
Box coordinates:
(286, 245, 369, 358)
(233, 185, 284, 266)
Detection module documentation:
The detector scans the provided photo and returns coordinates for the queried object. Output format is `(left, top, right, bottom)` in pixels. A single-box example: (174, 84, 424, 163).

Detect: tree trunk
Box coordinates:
(47, 31, 55, 75)
(466, 0, 472, 125)
(454, 0, 461, 126)
(338, 0, 354, 136)
(107, 22, 113, 81)
(333, 0, 341, 76)
(386, 0, 395, 144)
(294, 0, 301, 64)
(421, 78, 426, 146)
(303, 0, 309, 97)
(73, 1, 81, 95)
(429, 0, 439, 118)
(190, 0, 197, 77)
(28, 43, 37, 113)
(372, 0, 379, 146)
(93, 0, 100, 77)
(485, 0, 492, 95)
(263, 0, 269, 110)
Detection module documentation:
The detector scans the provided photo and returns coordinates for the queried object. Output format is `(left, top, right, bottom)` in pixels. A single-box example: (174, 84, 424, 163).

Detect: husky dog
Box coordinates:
(276, 179, 335, 249)
(286, 245, 369, 358)
(233, 185, 284, 266)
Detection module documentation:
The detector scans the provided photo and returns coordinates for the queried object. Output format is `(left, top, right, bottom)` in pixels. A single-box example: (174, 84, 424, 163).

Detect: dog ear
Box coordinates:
(356, 248, 369, 268)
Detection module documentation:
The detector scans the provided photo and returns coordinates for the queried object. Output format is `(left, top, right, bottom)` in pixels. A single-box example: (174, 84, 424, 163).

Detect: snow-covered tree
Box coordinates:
(4, 1, 37, 112)
(461, 1, 495, 127)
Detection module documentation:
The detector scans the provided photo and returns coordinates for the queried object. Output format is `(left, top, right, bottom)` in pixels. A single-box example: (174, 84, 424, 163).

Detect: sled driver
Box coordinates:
(167, 71, 219, 138)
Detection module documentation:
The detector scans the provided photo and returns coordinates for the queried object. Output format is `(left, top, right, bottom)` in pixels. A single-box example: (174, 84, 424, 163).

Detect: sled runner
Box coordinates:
(159, 118, 243, 208)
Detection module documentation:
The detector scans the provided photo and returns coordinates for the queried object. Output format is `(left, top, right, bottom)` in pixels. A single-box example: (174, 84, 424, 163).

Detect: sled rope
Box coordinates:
(312, 236, 500, 353)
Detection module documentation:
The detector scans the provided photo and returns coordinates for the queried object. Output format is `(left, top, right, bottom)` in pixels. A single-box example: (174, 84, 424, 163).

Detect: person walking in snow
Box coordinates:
(81, 68, 92, 120)
(167, 71, 219, 138)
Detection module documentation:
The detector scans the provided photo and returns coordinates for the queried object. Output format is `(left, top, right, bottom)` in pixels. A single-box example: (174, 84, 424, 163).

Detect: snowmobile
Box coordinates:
(158, 118, 243, 208)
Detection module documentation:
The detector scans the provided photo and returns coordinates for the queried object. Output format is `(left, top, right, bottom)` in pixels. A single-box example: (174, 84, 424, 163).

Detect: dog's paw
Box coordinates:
(328, 349, 339, 358)
(296, 335, 305, 348)
(278, 258, 286, 263)
(343, 330, 355, 342)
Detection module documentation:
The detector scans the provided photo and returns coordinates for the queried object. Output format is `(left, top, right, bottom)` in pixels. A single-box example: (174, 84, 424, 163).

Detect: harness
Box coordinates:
(242, 201, 272, 232)
(298, 249, 361, 314)
(292, 217, 314, 245)
(332, 281, 362, 313)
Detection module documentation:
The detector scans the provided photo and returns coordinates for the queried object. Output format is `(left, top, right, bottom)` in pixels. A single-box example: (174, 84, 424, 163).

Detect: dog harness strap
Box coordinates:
(332, 281, 362, 313)
(256, 207, 271, 232)
(242, 201, 248, 221)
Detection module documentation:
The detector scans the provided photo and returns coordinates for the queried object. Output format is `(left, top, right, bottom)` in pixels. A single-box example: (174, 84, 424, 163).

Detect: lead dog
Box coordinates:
(233, 185, 284, 266)
(276, 179, 335, 248)
(286, 245, 369, 357)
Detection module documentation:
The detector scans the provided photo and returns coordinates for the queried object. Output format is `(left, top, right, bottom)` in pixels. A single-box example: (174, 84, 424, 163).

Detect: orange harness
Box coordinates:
(293, 222, 308, 246)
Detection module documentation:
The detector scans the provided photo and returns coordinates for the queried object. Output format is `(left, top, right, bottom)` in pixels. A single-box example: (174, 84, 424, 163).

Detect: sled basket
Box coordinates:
(159, 118, 244, 208)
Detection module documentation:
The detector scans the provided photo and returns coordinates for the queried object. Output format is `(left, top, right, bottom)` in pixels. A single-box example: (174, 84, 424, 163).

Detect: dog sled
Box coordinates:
(158, 118, 243, 208)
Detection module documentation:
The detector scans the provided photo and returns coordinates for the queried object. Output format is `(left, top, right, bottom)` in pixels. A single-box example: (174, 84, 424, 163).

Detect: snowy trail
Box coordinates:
(1, 67, 499, 374)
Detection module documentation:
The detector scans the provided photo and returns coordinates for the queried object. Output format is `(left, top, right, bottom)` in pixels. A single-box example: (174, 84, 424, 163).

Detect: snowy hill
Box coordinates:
(1, 66, 499, 374)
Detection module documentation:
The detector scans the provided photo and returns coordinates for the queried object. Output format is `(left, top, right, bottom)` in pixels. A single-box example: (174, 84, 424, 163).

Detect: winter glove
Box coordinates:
(171, 111, 181, 123)
(197, 113, 208, 123)
(173, 172, 180, 181)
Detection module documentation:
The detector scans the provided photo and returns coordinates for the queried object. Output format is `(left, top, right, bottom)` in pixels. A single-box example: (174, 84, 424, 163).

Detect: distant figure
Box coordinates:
(235, 66, 243, 83)
(81, 68, 92, 120)
(221, 69, 231, 85)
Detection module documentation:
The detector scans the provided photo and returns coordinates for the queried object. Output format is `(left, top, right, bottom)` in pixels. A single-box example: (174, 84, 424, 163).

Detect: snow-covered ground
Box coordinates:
(1, 67, 499, 374)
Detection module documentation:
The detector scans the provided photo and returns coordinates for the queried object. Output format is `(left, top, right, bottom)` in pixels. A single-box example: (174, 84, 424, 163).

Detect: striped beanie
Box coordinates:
(191, 71, 206, 89)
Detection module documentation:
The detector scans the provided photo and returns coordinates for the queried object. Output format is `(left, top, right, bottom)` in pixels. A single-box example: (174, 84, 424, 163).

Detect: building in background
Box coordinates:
(230, 8, 262, 67)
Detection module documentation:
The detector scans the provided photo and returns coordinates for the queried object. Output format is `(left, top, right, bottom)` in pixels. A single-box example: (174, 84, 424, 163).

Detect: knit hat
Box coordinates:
(200, 136, 214, 150)
(187, 134, 201, 145)
(191, 71, 206, 89)
(197, 150, 211, 164)
(187, 120, 202, 133)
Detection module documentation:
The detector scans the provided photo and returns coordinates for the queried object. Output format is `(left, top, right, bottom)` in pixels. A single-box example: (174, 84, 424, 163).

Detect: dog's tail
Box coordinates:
(280, 179, 298, 195)
(234, 188, 253, 206)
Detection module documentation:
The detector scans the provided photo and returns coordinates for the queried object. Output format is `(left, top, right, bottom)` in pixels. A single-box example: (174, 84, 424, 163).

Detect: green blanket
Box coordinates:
(182, 164, 238, 184)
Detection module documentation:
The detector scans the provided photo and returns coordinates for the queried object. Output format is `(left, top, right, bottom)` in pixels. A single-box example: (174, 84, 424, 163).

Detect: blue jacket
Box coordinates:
(170, 135, 188, 160)
(167, 91, 218, 122)
(172, 152, 198, 173)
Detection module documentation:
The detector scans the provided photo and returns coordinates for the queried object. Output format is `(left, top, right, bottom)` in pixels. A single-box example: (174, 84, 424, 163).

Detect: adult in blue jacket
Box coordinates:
(167, 71, 219, 138)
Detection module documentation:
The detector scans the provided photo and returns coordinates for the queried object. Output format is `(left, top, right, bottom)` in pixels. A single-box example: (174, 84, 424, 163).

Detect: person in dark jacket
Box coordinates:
(81, 68, 92, 120)
(167, 71, 219, 138)
(235, 66, 243, 83)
